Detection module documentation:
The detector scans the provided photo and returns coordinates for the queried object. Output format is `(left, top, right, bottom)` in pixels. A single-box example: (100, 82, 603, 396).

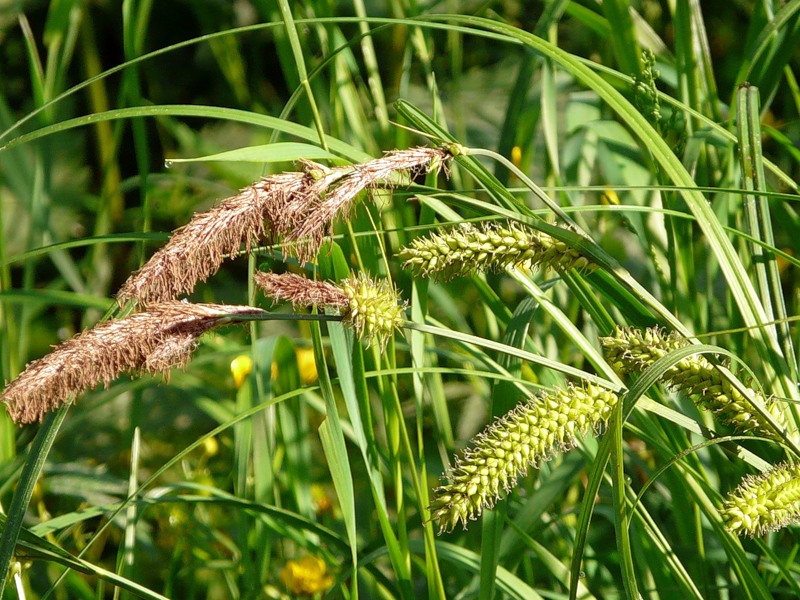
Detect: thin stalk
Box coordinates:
(276, 1, 329, 152)
(737, 85, 798, 386)
(351, 0, 389, 132)
(115, 426, 141, 600)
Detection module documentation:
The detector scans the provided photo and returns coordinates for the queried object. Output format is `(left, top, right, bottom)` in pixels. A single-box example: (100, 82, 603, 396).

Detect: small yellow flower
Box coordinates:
(203, 436, 219, 457)
(230, 355, 253, 389)
(296, 347, 318, 385)
(511, 145, 523, 168)
(280, 555, 334, 596)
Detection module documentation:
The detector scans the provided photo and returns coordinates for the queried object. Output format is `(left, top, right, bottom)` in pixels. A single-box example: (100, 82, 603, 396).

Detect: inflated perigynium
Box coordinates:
(721, 462, 800, 537)
(339, 273, 405, 349)
(429, 384, 619, 533)
(397, 222, 594, 280)
(255, 271, 405, 350)
(600, 327, 789, 439)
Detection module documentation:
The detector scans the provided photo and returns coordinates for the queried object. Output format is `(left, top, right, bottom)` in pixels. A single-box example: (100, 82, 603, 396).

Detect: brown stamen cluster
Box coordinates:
(118, 147, 450, 306)
(3, 147, 445, 423)
(117, 172, 309, 305)
(287, 147, 449, 260)
(1, 303, 264, 424)
(254, 272, 349, 308)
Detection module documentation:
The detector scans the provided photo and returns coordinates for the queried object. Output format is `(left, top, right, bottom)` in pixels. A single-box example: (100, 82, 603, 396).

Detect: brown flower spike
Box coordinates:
(254, 272, 349, 308)
(117, 172, 311, 305)
(287, 147, 450, 262)
(1, 303, 265, 424)
(117, 147, 451, 305)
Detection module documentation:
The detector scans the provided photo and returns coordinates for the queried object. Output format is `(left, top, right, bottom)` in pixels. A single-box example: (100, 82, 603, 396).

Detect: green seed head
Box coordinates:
(599, 327, 790, 440)
(340, 273, 405, 350)
(429, 384, 619, 533)
(397, 222, 595, 281)
(722, 462, 800, 537)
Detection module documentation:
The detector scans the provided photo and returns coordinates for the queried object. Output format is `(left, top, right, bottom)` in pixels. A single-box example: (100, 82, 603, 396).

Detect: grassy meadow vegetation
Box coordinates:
(2, 1, 800, 598)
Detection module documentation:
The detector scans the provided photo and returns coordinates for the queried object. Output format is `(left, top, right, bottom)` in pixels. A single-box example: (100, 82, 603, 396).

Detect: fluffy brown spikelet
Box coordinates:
(287, 147, 451, 262)
(1, 303, 265, 424)
(116, 147, 450, 304)
(116, 172, 310, 305)
(254, 272, 349, 308)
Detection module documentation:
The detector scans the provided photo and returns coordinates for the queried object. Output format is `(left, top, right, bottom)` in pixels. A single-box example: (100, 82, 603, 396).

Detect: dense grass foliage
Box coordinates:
(2, 1, 800, 598)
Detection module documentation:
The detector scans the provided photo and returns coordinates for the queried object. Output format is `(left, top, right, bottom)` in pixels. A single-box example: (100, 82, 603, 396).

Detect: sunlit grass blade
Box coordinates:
(0, 105, 371, 162)
(440, 14, 798, 402)
(736, 84, 799, 388)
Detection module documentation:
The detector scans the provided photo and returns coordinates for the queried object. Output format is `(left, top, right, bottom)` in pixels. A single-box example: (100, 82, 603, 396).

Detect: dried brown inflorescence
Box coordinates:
(287, 147, 451, 262)
(254, 272, 349, 309)
(117, 172, 311, 306)
(1, 303, 265, 424)
(117, 147, 452, 306)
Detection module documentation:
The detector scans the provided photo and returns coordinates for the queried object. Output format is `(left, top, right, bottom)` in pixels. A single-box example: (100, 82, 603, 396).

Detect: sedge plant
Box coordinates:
(1, 3, 800, 600)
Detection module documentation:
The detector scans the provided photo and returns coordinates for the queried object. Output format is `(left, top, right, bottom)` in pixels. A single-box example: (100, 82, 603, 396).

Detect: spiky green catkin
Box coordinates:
(600, 327, 789, 439)
(339, 273, 406, 350)
(722, 462, 800, 536)
(429, 384, 619, 533)
(397, 222, 595, 281)
(255, 271, 405, 350)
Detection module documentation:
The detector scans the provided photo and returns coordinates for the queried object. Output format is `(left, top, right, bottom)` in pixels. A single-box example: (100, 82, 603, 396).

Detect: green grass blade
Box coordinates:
(438, 14, 798, 400)
(167, 142, 336, 164)
(275, 1, 328, 151)
(0, 104, 370, 161)
(736, 84, 798, 386)
(0, 405, 69, 596)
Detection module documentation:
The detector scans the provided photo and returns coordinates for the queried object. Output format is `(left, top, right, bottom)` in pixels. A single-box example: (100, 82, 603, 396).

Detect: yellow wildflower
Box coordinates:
(296, 347, 318, 385)
(203, 436, 219, 457)
(280, 555, 334, 596)
(511, 145, 522, 168)
(230, 355, 253, 389)
(311, 484, 333, 517)
(600, 188, 620, 205)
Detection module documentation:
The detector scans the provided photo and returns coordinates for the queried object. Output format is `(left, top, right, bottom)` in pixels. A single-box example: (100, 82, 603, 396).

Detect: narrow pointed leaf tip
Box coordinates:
(429, 384, 619, 533)
(255, 271, 406, 350)
(1, 303, 265, 424)
(397, 221, 595, 280)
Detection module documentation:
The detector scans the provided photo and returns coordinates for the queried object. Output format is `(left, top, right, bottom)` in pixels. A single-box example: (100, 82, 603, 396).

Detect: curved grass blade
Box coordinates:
(166, 142, 336, 164)
(0, 105, 369, 162)
(0, 405, 69, 596)
(437, 14, 798, 402)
